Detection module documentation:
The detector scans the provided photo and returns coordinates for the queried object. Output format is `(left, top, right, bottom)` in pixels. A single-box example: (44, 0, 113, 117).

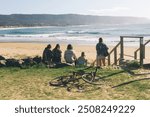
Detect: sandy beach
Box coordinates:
(0, 42, 150, 64)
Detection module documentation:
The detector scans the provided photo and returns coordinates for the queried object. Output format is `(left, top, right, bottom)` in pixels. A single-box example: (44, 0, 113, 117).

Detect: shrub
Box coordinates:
(126, 60, 140, 68)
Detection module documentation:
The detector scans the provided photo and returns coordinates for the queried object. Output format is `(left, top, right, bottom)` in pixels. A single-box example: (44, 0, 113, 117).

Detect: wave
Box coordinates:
(66, 30, 110, 35)
(0, 26, 63, 31)
(1, 25, 150, 46)
(0, 34, 50, 38)
(0, 30, 111, 38)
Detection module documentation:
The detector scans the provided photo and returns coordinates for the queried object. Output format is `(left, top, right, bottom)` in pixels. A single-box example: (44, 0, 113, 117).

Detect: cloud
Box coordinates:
(89, 7, 130, 16)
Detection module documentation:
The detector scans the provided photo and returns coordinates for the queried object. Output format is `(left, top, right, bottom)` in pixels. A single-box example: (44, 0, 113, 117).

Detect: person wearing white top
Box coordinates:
(64, 44, 77, 64)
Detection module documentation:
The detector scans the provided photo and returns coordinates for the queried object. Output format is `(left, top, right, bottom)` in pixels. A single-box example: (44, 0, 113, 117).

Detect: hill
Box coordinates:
(0, 14, 150, 27)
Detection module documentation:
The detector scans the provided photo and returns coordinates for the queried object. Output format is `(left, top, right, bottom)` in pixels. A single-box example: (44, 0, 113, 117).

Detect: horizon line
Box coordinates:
(0, 13, 149, 19)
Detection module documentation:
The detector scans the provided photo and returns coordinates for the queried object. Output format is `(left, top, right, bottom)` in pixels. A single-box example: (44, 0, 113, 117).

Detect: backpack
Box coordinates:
(97, 43, 109, 57)
(103, 48, 109, 57)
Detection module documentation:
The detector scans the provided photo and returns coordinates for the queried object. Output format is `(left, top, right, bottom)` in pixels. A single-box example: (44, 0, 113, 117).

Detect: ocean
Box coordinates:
(0, 24, 150, 46)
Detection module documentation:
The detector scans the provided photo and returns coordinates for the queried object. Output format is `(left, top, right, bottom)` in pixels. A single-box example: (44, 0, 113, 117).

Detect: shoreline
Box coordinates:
(0, 38, 146, 47)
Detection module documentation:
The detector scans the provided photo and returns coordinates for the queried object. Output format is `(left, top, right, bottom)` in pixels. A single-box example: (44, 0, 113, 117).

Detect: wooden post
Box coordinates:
(140, 37, 144, 66)
(120, 36, 124, 65)
(114, 48, 117, 65)
(143, 45, 145, 59)
(108, 54, 110, 65)
(134, 51, 137, 60)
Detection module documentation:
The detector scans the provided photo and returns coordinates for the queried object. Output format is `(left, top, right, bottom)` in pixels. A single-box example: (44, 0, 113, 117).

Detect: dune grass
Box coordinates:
(0, 66, 150, 100)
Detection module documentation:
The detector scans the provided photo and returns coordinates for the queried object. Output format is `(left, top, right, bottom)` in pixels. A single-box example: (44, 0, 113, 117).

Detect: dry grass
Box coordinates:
(0, 66, 150, 100)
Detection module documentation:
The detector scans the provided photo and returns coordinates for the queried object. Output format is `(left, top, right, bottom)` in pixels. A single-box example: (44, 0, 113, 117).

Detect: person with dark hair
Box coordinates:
(96, 37, 109, 67)
(42, 44, 53, 67)
(64, 44, 77, 65)
(76, 52, 87, 66)
(52, 44, 62, 64)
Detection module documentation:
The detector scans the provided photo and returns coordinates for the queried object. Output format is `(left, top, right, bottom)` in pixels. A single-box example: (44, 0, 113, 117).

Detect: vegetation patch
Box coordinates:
(0, 66, 150, 100)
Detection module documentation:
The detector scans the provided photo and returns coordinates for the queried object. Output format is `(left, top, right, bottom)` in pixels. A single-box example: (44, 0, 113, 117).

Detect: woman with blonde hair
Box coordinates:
(64, 44, 77, 65)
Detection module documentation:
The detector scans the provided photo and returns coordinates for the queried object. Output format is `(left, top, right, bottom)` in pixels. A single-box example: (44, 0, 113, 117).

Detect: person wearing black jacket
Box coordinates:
(42, 44, 53, 66)
(96, 37, 109, 67)
(52, 44, 62, 64)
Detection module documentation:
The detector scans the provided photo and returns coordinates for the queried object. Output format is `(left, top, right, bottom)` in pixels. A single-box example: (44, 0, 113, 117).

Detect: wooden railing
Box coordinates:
(108, 42, 121, 65)
(107, 36, 147, 66)
(134, 39, 150, 60)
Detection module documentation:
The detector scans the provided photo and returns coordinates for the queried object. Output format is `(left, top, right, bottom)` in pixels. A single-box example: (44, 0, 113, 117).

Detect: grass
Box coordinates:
(0, 66, 150, 100)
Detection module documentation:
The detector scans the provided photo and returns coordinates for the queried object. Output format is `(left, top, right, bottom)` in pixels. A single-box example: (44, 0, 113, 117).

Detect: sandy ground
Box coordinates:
(0, 42, 150, 64)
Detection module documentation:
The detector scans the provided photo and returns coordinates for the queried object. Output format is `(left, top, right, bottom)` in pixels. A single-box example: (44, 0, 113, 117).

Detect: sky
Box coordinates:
(0, 0, 150, 18)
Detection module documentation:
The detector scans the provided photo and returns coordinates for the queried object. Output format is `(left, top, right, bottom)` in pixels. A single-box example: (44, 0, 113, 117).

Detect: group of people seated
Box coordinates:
(42, 37, 109, 68)
(42, 43, 87, 67)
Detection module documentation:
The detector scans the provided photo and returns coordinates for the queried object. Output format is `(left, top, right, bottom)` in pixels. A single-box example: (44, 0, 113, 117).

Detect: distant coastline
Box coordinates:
(0, 14, 150, 27)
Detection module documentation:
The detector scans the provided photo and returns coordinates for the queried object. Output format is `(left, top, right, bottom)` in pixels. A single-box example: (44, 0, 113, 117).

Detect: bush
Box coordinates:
(126, 60, 140, 68)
